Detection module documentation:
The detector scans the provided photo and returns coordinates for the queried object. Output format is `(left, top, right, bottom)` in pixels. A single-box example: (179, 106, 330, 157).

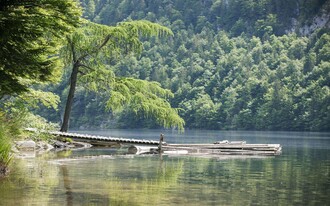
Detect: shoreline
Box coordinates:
(0, 139, 92, 178)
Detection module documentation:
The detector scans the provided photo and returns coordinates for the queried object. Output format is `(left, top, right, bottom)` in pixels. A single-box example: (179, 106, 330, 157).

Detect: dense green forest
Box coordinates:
(35, 0, 330, 131)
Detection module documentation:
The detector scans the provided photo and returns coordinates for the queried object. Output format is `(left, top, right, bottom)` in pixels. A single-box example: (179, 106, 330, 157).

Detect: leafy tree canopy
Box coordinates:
(0, 0, 81, 98)
(60, 20, 184, 131)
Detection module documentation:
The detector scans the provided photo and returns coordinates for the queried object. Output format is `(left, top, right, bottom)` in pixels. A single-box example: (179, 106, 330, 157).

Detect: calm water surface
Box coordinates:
(1, 130, 329, 205)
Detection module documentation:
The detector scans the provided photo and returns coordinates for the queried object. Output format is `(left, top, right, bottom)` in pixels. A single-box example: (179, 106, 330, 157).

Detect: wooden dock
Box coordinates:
(161, 142, 282, 156)
(25, 128, 160, 146)
(129, 141, 282, 156)
(26, 128, 282, 156)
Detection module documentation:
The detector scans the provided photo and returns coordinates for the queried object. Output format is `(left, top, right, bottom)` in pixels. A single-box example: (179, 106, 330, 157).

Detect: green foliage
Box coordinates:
(0, 111, 17, 168)
(33, 1, 330, 131)
(107, 78, 184, 130)
(0, 0, 82, 97)
(24, 113, 59, 141)
(63, 138, 73, 143)
(60, 19, 183, 131)
(86, 0, 329, 37)
(20, 89, 60, 110)
(0, 133, 12, 168)
(0, 86, 61, 141)
(62, 20, 173, 66)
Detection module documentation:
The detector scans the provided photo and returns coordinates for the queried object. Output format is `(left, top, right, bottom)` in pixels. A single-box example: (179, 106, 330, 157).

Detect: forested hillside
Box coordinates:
(38, 0, 330, 131)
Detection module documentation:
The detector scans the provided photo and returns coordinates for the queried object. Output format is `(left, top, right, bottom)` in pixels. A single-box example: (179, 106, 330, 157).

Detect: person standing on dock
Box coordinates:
(158, 134, 164, 152)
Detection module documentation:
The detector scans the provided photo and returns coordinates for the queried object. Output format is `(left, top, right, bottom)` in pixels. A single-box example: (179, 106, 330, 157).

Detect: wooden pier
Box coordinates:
(25, 128, 160, 146)
(128, 141, 282, 156)
(26, 128, 282, 156)
(161, 142, 282, 156)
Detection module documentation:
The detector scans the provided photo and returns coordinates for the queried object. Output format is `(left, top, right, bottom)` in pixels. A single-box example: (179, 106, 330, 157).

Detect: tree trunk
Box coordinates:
(60, 63, 79, 132)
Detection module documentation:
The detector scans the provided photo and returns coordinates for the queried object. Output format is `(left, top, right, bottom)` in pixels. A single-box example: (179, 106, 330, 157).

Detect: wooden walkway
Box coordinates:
(161, 142, 282, 156)
(129, 142, 282, 156)
(26, 128, 160, 146)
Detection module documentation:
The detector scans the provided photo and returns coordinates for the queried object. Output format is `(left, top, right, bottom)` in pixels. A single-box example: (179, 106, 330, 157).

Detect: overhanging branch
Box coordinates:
(77, 35, 111, 63)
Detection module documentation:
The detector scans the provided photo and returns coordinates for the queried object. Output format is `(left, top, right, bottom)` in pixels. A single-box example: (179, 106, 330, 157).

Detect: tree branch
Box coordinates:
(77, 35, 111, 63)
(67, 36, 77, 63)
(77, 63, 95, 72)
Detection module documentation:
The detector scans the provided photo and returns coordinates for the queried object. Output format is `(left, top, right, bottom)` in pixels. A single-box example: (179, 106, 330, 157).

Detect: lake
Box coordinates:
(1, 130, 329, 205)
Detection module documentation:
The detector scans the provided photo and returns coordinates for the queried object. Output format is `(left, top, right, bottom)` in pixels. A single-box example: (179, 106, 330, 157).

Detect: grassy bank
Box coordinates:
(0, 136, 12, 176)
(0, 109, 58, 177)
(0, 111, 17, 176)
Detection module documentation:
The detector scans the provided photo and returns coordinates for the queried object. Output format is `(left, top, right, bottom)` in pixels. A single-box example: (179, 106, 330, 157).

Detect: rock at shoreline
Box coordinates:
(51, 140, 75, 149)
(15, 140, 36, 151)
(36, 142, 54, 151)
(12, 139, 92, 158)
(50, 140, 92, 150)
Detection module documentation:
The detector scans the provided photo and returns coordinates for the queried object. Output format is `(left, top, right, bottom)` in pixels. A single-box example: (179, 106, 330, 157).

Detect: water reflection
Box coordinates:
(106, 156, 183, 206)
(61, 165, 73, 206)
(0, 131, 329, 205)
(48, 154, 184, 206)
(0, 156, 60, 205)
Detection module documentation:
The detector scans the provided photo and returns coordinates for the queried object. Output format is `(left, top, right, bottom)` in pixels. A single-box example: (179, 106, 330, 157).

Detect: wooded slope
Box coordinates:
(39, 0, 330, 131)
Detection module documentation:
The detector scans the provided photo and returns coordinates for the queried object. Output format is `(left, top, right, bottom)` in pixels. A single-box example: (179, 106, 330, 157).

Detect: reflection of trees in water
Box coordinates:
(60, 165, 73, 206)
(0, 158, 60, 204)
(1, 146, 329, 205)
(179, 150, 330, 205)
(57, 150, 111, 205)
(107, 156, 184, 206)
(57, 150, 73, 205)
(49, 149, 330, 205)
